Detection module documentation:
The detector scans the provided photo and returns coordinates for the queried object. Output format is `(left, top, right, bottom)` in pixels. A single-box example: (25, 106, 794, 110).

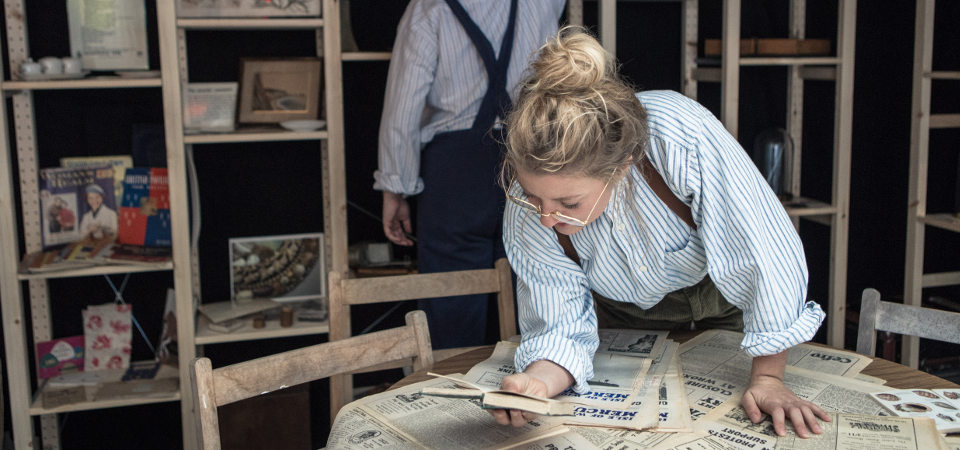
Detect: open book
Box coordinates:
(420, 373, 575, 416)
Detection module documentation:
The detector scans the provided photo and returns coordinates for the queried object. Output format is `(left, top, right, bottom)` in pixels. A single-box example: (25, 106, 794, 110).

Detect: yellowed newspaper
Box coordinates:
(326, 376, 569, 449)
(679, 330, 880, 420)
(513, 425, 682, 449)
(597, 329, 670, 360)
(650, 400, 948, 450)
(461, 340, 668, 430)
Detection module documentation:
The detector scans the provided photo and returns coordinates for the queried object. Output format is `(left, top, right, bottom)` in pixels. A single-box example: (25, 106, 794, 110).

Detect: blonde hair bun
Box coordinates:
(529, 26, 611, 96)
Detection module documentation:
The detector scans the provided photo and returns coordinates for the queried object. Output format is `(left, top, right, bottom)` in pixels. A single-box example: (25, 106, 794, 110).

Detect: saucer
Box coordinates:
(20, 71, 89, 81)
(280, 120, 326, 131)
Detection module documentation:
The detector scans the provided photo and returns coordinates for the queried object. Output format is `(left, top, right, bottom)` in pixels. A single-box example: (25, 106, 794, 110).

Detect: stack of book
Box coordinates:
(21, 156, 173, 274)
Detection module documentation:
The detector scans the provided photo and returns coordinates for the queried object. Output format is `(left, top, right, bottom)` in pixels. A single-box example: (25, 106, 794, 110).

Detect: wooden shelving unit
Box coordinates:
(0, 2, 181, 448)
(0, 1, 349, 448)
(582, 0, 856, 347)
(155, 0, 348, 446)
(903, 0, 960, 368)
(687, 0, 857, 347)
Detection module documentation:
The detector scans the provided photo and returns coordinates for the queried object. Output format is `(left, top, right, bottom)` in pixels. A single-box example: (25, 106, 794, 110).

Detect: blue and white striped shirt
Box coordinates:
(505, 90, 825, 393)
(374, 0, 565, 195)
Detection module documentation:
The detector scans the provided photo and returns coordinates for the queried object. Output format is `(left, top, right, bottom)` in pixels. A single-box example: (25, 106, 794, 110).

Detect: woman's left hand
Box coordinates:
(741, 375, 831, 438)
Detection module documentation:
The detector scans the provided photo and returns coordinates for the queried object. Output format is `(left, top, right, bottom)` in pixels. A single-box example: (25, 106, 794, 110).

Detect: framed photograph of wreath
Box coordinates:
(229, 232, 325, 304)
(237, 58, 322, 124)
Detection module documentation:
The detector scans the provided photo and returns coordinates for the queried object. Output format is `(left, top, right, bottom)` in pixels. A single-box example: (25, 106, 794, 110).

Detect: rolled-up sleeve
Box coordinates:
(680, 96, 825, 356)
(503, 191, 600, 393)
(373, 5, 438, 196)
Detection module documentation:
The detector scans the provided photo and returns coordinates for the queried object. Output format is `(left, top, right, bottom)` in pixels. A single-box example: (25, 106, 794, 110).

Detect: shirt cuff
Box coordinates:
(372, 170, 424, 196)
(514, 333, 598, 394)
(741, 301, 826, 357)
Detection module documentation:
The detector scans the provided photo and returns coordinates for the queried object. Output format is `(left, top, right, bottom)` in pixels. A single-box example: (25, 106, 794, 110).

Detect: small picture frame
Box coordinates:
(237, 58, 322, 124)
(183, 82, 239, 133)
(229, 232, 326, 304)
(176, 0, 321, 18)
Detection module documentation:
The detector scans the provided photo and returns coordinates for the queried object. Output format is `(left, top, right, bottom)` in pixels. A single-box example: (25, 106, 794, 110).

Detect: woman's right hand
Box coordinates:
(490, 373, 550, 426)
(382, 191, 414, 246)
(490, 360, 575, 427)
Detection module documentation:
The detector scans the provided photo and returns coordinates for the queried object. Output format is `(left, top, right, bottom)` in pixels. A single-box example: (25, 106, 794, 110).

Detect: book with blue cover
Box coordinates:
(118, 167, 171, 247)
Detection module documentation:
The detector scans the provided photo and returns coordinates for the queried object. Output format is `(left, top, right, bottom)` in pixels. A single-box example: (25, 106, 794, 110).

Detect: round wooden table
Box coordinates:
(392, 331, 960, 390)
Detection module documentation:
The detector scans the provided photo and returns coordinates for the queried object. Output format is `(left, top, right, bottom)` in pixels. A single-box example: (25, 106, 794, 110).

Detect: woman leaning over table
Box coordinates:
(493, 26, 830, 438)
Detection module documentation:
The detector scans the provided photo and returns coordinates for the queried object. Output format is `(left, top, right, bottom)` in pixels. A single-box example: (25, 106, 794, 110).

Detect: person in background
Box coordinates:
(374, 0, 565, 349)
(493, 27, 831, 438)
(79, 184, 117, 240)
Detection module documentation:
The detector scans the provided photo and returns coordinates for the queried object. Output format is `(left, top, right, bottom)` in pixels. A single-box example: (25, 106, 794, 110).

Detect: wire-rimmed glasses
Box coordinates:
(507, 170, 616, 227)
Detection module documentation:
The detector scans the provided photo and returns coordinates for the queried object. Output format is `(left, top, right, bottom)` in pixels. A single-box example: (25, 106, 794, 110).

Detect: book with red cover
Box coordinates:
(118, 167, 171, 247)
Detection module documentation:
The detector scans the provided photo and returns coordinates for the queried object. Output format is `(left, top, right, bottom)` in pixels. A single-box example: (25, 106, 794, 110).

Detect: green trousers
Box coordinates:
(593, 275, 744, 331)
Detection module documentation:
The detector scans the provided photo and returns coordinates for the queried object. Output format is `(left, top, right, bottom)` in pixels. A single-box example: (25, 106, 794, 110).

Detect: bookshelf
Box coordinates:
(156, 0, 348, 447)
(685, 0, 857, 347)
(0, 0, 349, 448)
(903, 0, 960, 368)
(577, 0, 855, 347)
(0, 2, 182, 449)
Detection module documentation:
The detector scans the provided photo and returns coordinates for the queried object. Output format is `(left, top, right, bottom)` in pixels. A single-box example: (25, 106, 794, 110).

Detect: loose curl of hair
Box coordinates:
(501, 26, 648, 188)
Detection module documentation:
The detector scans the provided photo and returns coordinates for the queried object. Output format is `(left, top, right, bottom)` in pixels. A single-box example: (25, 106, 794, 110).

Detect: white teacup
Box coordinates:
(38, 56, 63, 75)
(61, 57, 83, 74)
(19, 58, 43, 76)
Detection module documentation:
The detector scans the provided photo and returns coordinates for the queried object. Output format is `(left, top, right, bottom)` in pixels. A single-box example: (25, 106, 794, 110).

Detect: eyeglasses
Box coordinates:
(507, 170, 616, 227)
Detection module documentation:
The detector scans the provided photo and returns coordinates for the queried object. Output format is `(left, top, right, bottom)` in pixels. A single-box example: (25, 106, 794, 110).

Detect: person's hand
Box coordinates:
(382, 191, 413, 246)
(741, 375, 831, 438)
(490, 372, 549, 427)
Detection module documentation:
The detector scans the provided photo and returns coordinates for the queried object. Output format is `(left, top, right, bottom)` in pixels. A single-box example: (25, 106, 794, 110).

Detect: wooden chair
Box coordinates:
(190, 310, 433, 450)
(328, 257, 516, 419)
(856, 288, 960, 364)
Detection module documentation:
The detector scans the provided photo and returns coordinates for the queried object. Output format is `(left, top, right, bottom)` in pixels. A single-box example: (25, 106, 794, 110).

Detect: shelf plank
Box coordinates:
(195, 314, 328, 345)
(927, 71, 960, 79)
(921, 270, 960, 289)
(930, 114, 960, 129)
(17, 262, 173, 280)
(184, 128, 328, 144)
(2, 77, 161, 90)
(739, 56, 841, 66)
(921, 213, 960, 233)
(28, 365, 181, 415)
(782, 197, 837, 217)
(177, 18, 323, 29)
(342, 52, 392, 61)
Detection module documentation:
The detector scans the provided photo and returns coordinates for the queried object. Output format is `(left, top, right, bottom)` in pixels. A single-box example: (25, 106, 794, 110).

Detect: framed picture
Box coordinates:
(183, 82, 239, 133)
(67, 0, 149, 70)
(229, 232, 326, 304)
(176, 0, 321, 18)
(237, 58, 322, 124)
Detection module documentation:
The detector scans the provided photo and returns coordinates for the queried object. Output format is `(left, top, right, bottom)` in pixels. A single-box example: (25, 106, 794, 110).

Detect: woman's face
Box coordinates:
(514, 169, 615, 235)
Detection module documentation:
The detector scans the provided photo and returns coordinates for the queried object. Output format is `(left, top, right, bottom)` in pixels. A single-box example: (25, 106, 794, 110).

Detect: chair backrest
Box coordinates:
(327, 257, 516, 419)
(856, 288, 960, 358)
(190, 310, 433, 450)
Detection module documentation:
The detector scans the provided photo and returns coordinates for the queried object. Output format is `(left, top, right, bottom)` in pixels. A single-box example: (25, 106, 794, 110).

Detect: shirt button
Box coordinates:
(639, 265, 648, 272)
(616, 222, 625, 231)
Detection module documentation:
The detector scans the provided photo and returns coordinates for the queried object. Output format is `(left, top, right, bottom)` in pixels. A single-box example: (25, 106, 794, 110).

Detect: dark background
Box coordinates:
(2, 0, 959, 448)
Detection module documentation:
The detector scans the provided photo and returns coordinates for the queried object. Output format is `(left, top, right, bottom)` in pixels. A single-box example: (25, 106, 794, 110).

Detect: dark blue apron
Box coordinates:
(416, 0, 517, 349)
